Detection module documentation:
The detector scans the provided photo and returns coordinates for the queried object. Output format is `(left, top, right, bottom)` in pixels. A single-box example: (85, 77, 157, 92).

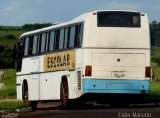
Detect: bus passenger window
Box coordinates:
(24, 37, 29, 56)
(45, 32, 50, 52)
(55, 30, 60, 50)
(64, 28, 69, 49)
(59, 29, 65, 50)
(32, 35, 38, 55)
(75, 24, 83, 48)
(41, 33, 46, 53)
(78, 24, 83, 47)
(49, 31, 55, 51)
(28, 36, 33, 55)
(69, 26, 76, 48)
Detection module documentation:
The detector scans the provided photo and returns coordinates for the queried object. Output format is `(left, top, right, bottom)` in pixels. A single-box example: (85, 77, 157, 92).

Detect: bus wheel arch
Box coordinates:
(22, 79, 37, 111)
(60, 76, 69, 108)
(22, 79, 28, 104)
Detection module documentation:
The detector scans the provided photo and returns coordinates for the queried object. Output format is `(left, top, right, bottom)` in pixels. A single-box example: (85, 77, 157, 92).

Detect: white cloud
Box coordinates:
(2, 0, 21, 17)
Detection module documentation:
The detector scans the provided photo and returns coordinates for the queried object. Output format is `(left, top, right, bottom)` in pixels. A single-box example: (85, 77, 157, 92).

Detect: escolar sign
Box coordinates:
(44, 50, 76, 72)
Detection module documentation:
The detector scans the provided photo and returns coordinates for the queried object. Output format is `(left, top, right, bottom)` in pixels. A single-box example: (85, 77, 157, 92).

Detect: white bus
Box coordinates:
(15, 10, 150, 110)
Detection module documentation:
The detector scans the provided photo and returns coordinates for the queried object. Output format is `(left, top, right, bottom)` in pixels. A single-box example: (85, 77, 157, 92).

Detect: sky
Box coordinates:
(0, 0, 160, 26)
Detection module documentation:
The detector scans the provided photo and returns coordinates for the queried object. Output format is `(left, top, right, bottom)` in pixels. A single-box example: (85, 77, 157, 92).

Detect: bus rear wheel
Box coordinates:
(60, 80, 69, 109)
(23, 84, 38, 111)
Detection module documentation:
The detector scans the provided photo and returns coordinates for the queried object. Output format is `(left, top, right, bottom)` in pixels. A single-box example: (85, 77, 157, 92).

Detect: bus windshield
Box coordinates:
(97, 11, 141, 27)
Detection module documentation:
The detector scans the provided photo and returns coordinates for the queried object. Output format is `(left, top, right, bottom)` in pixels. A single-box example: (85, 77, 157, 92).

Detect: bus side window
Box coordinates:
(15, 38, 24, 71)
(75, 24, 83, 48)
(55, 30, 60, 50)
(64, 27, 69, 49)
(78, 24, 83, 47)
(28, 36, 33, 56)
(41, 33, 46, 53)
(59, 28, 65, 50)
(49, 31, 55, 52)
(32, 35, 38, 55)
(45, 32, 50, 52)
(69, 26, 76, 48)
(37, 34, 41, 54)
(24, 37, 29, 56)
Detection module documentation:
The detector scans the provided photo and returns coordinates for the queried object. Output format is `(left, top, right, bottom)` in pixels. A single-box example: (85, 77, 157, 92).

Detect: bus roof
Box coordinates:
(19, 10, 142, 39)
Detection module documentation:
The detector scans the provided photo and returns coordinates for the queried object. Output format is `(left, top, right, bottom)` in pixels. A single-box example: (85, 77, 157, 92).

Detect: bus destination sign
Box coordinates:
(44, 50, 76, 72)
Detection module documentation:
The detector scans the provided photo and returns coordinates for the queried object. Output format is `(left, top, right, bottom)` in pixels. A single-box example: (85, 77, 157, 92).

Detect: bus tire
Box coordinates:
(23, 83, 38, 112)
(22, 82, 30, 106)
(60, 80, 69, 109)
(30, 101, 38, 112)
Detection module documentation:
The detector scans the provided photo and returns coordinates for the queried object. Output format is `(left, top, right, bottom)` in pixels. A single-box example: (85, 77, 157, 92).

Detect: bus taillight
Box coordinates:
(85, 65, 92, 77)
(145, 66, 151, 78)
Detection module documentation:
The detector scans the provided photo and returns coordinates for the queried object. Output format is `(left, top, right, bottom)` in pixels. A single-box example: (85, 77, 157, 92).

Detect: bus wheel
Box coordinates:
(23, 84, 30, 106)
(30, 101, 38, 112)
(23, 84, 37, 111)
(60, 80, 69, 108)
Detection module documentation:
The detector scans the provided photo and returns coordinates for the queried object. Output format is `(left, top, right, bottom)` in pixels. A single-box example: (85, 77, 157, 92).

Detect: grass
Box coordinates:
(147, 81, 160, 102)
(0, 101, 25, 112)
(151, 46, 160, 81)
(0, 31, 23, 39)
(0, 31, 24, 48)
(0, 69, 25, 112)
(0, 69, 16, 99)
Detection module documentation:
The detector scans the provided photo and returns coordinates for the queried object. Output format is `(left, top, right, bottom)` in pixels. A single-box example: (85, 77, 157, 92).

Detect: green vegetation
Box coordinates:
(146, 81, 160, 102)
(0, 23, 52, 69)
(0, 69, 26, 112)
(151, 46, 160, 80)
(0, 101, 25, 112)
(0, 30, 23, 48)
(0, 69, 16, 99)
(150, 21, 160, 46)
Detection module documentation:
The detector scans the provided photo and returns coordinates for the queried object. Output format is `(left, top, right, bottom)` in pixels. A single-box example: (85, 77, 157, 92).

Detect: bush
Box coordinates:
(5, 34, 16, 39)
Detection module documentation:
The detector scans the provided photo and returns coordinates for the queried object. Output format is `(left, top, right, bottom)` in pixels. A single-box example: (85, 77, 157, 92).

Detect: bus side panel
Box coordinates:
(27, 75, 40, 100)
(39, 72, 61, 100)
(16, 75, 40, 101)
(68, 49, 84, 99)
(16, 76, 23, 100)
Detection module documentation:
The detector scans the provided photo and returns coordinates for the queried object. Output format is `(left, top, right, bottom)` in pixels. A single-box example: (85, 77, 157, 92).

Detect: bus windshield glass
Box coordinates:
(97, 11, 141, 27)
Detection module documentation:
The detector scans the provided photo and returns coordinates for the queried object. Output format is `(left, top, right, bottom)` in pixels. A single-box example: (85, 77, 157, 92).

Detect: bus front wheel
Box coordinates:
(23, 84, 38, 111)
(60, 80, 69, 108)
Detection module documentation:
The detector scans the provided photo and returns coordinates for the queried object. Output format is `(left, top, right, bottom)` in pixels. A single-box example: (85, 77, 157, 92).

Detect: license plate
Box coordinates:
(112, 71, 125, 78)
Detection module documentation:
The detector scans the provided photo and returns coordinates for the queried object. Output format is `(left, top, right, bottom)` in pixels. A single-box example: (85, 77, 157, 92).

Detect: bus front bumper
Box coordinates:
(82, 79, 149, 95)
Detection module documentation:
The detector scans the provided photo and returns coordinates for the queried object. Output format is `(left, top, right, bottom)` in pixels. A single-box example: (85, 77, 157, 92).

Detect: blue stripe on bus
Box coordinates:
(82, 79, 149, 94)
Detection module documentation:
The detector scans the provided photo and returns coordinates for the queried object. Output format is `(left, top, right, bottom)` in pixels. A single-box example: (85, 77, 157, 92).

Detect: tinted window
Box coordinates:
(32, 35, 38, 55)
(79, 24, 83, 47)
(75, 24, 83, 47)
(24, 37, 29, 56)
(41, 33, 46, 53)
(37, 34, 41, 54)
(59, 29, 65, 50)
(49, 31, 55, 51)
(98, 11, 141, 27)
(45, 32, 49, 52)
(64, 28, 69, 49)
(69, 26, 76, 48)
(28, 36, 33, 55)
(55, 30, 60, 50)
